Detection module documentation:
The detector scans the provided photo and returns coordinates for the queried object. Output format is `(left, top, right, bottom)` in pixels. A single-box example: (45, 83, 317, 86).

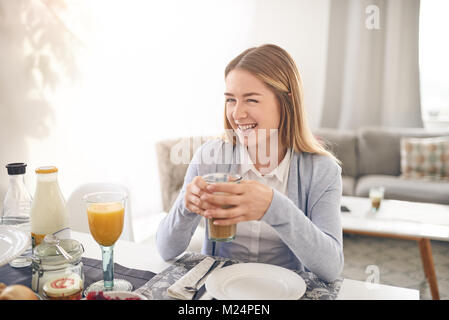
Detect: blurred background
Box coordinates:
(0, 0, 447, 222)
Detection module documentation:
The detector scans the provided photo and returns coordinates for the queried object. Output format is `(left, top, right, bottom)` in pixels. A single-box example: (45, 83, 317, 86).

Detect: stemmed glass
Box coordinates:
(83, 191, 132, 293)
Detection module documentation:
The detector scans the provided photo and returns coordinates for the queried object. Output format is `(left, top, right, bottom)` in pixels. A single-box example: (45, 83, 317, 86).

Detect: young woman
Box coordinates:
(156, 44, 343, 282)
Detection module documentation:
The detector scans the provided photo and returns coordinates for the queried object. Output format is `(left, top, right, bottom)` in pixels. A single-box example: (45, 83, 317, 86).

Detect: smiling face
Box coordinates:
(225, 68, 281, 149)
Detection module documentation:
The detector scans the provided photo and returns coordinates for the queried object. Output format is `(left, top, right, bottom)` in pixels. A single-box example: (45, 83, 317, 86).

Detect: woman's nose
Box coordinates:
(233, 101, 247, 119)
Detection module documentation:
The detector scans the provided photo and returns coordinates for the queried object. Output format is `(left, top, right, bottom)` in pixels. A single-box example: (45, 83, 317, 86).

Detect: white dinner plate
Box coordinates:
(205, 263, 306, 300)
(0, 225, 31, 267)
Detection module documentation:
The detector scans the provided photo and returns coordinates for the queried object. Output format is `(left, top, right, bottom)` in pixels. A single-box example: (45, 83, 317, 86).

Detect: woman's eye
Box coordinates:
(225, 98, 257, 104)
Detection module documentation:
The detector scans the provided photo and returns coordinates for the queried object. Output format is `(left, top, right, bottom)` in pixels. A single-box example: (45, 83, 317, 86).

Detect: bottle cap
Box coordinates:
(5, 163, 27, 175)
(35, 166, 58, 174)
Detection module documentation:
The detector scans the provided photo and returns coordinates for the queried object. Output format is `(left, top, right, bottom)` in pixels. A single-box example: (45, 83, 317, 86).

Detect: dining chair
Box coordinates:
(66, 182, 135, 242)
(155, 136, 215, 212)
(156, 136, 217, 237)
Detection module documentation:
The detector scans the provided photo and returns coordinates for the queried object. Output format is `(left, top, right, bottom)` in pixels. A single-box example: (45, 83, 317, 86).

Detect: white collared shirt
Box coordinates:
(229, 144, 294, 264)
(239, 144, 292, 195)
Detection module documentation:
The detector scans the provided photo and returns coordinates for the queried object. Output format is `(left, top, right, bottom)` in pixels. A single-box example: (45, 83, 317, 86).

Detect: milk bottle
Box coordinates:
(30, 166, 70, 248)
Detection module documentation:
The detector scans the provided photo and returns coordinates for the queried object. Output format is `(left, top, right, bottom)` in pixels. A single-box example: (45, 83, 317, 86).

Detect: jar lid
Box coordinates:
(35, 166, 58, 174)
(32, 238, 84, 266)
(43, 273, 83, 298)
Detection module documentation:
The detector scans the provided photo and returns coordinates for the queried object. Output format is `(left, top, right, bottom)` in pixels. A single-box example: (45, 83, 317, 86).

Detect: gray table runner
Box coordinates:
(0, 257, 156, 294)
(135, 252, 343, 300)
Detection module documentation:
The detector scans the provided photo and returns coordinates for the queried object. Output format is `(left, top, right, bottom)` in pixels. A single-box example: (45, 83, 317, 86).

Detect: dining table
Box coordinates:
(0, 230, 420, 300)
(72, 231, 419, 300)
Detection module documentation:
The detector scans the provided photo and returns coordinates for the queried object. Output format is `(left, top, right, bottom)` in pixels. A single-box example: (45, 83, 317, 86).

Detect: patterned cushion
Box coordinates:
(400, 136, 449, 180)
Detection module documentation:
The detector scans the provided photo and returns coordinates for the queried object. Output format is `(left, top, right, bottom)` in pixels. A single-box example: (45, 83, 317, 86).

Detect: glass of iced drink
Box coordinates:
(369, 186, 385, 212)
(202, 173, 242, 242)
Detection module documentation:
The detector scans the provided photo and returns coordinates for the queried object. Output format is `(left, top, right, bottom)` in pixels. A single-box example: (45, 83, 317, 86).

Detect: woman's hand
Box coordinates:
(184, 176, 219, 216)
(201, 180, 273, 225)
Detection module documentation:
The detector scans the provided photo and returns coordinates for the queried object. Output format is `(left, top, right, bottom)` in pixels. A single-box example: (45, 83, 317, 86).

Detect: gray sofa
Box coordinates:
(314, 126, 449, 205)
(156, 127, 449, 212)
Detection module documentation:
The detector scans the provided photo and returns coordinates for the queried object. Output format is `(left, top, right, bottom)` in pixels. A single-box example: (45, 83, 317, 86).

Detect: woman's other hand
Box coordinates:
(184, 176, 219, 216)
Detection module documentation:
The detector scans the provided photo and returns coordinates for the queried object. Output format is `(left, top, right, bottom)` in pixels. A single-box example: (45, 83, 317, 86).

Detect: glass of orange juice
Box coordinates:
(83, 191, 132, 294)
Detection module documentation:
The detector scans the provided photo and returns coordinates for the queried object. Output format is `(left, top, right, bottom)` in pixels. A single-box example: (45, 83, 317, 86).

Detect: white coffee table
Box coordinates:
(341, 196, 449, 300)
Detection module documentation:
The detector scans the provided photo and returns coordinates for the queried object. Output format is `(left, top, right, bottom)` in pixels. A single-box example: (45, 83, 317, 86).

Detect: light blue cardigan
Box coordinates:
(156, 139, 344, 282)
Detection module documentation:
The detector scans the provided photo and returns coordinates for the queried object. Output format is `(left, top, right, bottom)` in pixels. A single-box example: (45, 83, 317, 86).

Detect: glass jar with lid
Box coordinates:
(31, 236, 84, 298)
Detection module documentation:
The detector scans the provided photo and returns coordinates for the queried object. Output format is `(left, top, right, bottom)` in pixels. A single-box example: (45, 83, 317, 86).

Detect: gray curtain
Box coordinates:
(320, 0, 423, 129)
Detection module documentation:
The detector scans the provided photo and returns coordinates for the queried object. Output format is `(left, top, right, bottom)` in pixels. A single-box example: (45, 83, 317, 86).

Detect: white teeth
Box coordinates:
(238, 124, 257, 130)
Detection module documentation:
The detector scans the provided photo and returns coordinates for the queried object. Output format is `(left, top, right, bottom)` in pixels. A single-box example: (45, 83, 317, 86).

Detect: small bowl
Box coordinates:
(84, 291, 147, 300)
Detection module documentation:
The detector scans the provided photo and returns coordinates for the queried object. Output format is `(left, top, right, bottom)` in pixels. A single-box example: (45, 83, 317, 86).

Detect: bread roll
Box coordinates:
(0, 284, 38, 300)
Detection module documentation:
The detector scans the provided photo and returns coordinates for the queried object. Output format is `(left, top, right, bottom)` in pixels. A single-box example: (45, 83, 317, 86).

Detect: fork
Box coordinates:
(184, 260, 220, 292)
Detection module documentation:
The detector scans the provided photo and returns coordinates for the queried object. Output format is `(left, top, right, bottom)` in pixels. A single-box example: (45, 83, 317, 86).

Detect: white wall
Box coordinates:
(247, 0, 330, 129)
(0, 0, 330, 219)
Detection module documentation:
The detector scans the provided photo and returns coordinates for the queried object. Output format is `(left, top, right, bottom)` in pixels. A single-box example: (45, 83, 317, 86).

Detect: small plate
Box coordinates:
(205, 263, 306, 300)
(84, 291, 147, 300)
(0, 225, 31, 267)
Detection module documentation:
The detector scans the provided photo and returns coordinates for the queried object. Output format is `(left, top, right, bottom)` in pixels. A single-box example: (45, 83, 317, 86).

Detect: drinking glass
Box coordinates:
(369, 186, 385, 212)
(202, 173, 243, 242)
(83, 191, 132, 293)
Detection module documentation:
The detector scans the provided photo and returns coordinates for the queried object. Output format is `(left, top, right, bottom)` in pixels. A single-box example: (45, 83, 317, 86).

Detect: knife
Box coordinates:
(193, 260, 234, 300)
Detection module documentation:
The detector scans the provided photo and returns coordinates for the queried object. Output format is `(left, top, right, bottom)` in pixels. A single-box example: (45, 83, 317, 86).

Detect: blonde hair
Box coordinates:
(223, 44, 341, 165)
